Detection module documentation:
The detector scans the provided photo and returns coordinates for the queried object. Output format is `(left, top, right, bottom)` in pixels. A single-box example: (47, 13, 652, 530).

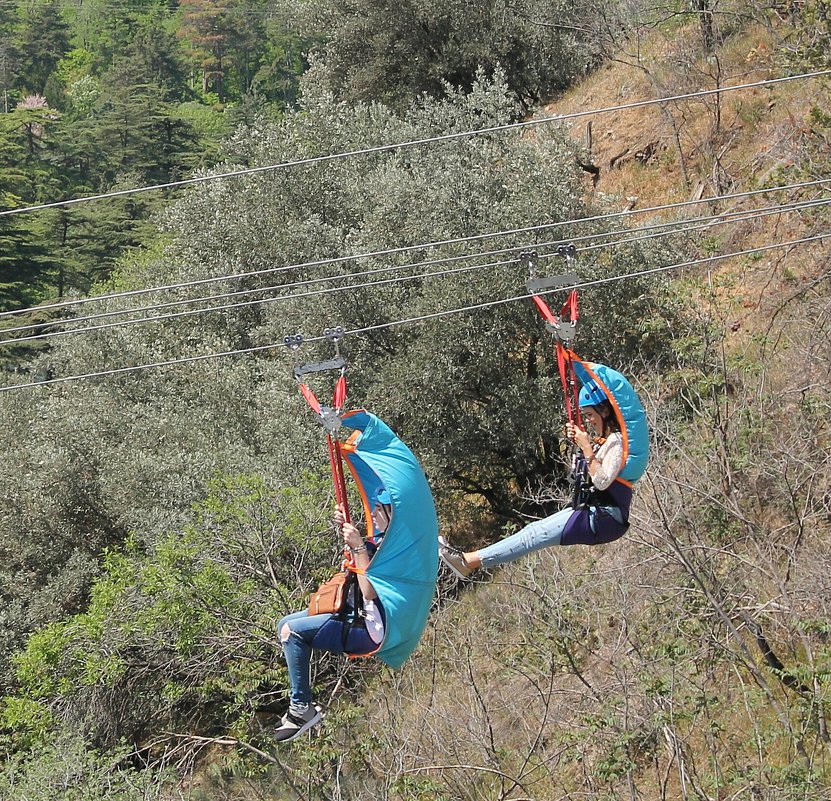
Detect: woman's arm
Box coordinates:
(335, 505, 378, 600)
(566, 425, 623, 491)
(586, 435, 623, 490)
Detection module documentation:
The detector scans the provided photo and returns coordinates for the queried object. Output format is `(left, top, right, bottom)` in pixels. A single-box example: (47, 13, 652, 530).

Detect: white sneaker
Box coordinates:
(438, 536, 473, 579)
(271, 705, 323, 743)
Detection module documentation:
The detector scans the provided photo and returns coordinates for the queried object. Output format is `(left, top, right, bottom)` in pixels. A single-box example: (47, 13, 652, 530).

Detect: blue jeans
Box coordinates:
(477, 506, 624, 568)
(277, 609, 380, 709)
(278, 610, 331, 709)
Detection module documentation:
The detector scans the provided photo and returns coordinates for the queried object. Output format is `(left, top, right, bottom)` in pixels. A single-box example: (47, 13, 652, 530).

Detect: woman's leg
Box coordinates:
(474, 507, 575, 569)
(277, 610, 333, 711)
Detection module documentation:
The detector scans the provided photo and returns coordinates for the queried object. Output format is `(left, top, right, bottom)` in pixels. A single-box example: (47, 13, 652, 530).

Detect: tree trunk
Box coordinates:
(696, 0, 715, 51)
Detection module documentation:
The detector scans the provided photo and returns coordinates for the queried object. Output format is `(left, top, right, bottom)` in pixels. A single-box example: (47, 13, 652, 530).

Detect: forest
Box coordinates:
(0, 0, 830, 799)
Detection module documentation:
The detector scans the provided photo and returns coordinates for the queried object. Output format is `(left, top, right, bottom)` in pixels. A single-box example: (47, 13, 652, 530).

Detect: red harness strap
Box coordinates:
(557, 345, 582, 428)
(527, 286, 592, 508)
(531, 294, 558, 326)
(298, 376, 352, 525)
(531, 289, 583, 428)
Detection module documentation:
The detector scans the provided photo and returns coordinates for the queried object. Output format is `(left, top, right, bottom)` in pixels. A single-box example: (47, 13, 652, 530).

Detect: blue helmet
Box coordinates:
(375, 487, 392, 506)
(578, 379, 607, 408)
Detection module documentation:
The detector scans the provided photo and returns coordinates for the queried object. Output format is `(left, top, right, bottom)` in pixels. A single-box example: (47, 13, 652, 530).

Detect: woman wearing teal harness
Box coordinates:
(439, 362, 648, 578)
(271, 410, 440, 743)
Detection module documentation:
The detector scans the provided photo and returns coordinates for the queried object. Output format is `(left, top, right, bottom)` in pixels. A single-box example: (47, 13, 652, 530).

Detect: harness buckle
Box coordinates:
(569, 453, 593, 510)
(546, 318, 577, 342)
(318, 405, 343, 432)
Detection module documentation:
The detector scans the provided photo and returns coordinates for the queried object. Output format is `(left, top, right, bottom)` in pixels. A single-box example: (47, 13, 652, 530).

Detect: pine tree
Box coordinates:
(95, 41, 197, 185)
(178, 0, 235, 100)
(0, 2, 19, 113)
(0, 211, 52, 312)
(0, 111, 55, 310)
(15, 0, 70, 95)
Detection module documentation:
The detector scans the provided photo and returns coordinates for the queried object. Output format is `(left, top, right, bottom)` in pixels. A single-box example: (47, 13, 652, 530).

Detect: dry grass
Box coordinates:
(538, 19, 831, 371)
(544, 24, 830, 241)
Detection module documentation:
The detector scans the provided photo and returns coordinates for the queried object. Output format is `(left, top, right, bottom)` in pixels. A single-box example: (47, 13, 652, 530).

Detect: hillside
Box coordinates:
(318, 22, 831, 801)
(182, 18, 831, 801)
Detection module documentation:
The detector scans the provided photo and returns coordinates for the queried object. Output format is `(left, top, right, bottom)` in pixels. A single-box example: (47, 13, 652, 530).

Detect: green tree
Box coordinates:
(62, 0, 174, 74)
(8, 475, 331, 748)
(15, 0, 70, 95)
(0, 211, 52, 312)
(0, 730, 169, 800)
(127, 19, 192, 103)
(0, 112, 55, 311)
(31, 37, 200, 293)
(94, 47, 197, 185)
(0, 2, 19, 113)
(252, 13, 312, 106)
(177, 0, 239, 100)
(222, 0, 268, 98)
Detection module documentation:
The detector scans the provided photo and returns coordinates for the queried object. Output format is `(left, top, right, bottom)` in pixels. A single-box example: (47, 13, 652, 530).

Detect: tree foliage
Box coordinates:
(296, 0, 605, 110)
(5, 474, 332, 749)
(0, 0, 314, 314)
(0, 730, 169, 800)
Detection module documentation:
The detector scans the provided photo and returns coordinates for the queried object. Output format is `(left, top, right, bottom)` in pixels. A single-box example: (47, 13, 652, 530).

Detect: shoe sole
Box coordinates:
(438, 536, 470, 580)
(273, 706, 323, 743)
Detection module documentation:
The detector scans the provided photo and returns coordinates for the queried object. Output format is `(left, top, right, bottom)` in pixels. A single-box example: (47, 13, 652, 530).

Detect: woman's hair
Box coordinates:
(590, 400, 620, 436)
(373, 502, 393, 536)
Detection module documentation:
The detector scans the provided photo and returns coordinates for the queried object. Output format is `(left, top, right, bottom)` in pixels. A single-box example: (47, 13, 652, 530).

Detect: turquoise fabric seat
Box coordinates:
(340, 411, 439, 669)
(572, 359, 649, 483)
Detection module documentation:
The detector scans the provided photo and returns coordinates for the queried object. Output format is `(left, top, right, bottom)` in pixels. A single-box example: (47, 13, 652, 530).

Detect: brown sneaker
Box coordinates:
(438, 536, 473, 579)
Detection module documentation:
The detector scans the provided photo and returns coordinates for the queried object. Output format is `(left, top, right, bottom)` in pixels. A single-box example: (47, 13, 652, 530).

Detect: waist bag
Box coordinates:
(308, 571, 353, 615)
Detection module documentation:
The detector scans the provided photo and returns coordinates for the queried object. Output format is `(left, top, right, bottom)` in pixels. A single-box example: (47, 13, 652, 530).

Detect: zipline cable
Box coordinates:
(1, 70, 828, 222)
(4, 191, 829, 338)
(1, 232, 825, 393)
(2, 194, 829, 347)
(2, 176, 829, 322)
(347, 232, 826, 337)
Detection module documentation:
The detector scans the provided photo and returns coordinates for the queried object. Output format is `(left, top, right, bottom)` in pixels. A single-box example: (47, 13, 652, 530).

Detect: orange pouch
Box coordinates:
(307, 572, 349, 615)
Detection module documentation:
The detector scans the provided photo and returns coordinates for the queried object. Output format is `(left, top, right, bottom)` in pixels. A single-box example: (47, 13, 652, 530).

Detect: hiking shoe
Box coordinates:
(438, 536, 473, 579)
(271, 705, 323, 743)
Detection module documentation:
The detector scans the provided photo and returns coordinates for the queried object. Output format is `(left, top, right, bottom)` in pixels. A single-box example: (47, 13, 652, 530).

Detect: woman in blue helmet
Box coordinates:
(272, 490, 392, 742)
(439, 373, 638, 578)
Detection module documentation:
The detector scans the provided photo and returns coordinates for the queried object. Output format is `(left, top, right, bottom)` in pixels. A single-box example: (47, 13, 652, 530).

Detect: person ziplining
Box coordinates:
(273, 330, 439, 743)
(439, 248, 649, 578)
